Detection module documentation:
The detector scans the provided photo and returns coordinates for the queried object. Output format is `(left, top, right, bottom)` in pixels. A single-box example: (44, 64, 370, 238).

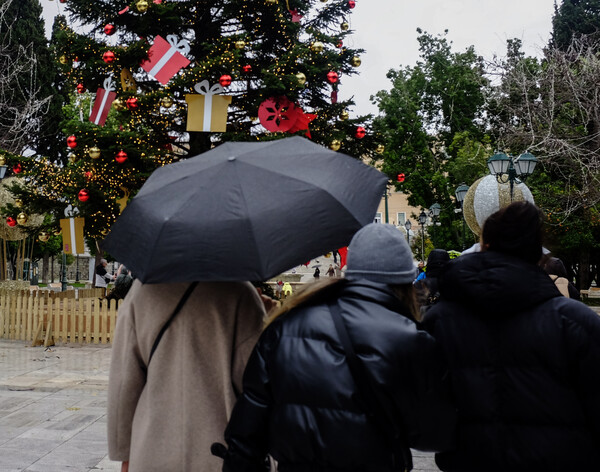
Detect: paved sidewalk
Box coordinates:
(0, 339, 439, 472)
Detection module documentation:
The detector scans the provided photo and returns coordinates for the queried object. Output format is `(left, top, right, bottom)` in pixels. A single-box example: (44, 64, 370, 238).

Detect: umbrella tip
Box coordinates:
(228, 156, 236, 162)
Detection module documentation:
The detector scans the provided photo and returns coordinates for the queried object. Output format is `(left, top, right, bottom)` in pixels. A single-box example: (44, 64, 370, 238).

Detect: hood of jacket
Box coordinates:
(439, 251, 561, 316)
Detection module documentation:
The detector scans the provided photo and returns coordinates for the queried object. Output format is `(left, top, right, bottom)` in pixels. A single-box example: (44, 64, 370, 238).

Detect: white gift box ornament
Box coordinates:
(185, 81, 232, 132)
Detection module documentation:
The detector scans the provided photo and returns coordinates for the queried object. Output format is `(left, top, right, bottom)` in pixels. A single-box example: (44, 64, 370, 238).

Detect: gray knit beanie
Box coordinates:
(345, 223, 415, 284)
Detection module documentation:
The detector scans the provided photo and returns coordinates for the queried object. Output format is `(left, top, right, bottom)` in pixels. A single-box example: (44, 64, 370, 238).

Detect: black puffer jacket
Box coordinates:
(423, 251, 600, 471)
(223, 279, 456, 472)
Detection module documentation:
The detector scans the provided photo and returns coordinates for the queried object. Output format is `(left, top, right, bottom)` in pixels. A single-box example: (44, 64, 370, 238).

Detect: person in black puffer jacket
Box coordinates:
(217, 223, 456, 472)
(423, 201, 600, 471)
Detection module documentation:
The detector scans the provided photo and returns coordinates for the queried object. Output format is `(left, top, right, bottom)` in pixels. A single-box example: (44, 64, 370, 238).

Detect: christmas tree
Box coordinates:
(8, 0, 379, 247)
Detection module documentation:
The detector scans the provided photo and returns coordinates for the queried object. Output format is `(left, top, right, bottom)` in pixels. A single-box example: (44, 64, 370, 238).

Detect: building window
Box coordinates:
(397, 212, 406, 225)
(374, 212, 382, 223)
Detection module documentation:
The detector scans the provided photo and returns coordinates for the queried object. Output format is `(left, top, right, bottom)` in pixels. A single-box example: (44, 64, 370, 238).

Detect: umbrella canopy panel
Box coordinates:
(105, 137, 388, 283)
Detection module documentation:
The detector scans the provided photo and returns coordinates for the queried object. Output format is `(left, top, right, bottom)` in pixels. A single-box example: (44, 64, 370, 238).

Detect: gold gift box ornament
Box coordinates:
(185, 80, 232, 133)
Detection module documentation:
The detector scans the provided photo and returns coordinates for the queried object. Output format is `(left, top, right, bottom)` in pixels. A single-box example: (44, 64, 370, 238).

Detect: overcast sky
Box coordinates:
(41, 0, 555, 117)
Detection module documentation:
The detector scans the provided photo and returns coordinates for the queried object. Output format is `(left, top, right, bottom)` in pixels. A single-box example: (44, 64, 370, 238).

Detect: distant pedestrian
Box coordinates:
(95, 259, 115, 292)
(541, 256, 580, 300)
(326, 264, 335, 277)
(414, 249, 450, 312)
(423, 201, 600, 471)
(282, 281, 293, 298)
(215, 223, 456, 471)
(275, 280, 283, 299)
(106, 265, 134, 302)
(313, 266, 320, 279)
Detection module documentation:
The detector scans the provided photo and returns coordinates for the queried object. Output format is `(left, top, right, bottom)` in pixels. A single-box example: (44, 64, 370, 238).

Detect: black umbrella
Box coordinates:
(104, 136, 387, 283)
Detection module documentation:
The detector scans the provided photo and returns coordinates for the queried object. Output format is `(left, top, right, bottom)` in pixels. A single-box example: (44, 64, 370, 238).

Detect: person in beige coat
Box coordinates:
(107, 279, 267, 472)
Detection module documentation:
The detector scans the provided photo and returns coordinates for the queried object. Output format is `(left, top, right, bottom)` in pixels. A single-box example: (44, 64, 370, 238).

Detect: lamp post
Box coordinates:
(404, 220, 412, 245)
(429, 203, 441, 247)
(487, 150, 537, 201)
(455, 183, 469, 250)
(418, 209, 427, 262)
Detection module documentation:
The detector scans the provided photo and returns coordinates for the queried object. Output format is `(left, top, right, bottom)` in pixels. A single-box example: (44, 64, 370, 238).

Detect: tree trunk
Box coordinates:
(578, 247, 591, 291)
(41, 252, 49, 283)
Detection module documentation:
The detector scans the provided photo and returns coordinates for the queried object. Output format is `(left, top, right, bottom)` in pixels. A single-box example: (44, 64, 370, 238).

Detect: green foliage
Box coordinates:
(373, 30, 490, 251)
(551, 0, 600, 50)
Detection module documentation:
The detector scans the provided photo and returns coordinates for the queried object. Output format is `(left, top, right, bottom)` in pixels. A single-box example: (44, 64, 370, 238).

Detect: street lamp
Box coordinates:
(404, 220, 412, 245)
(487, 150, 537, 201)
(418, 209, 428, 262)
(429, 203, 441, 247)
(455, 183, 469, 250)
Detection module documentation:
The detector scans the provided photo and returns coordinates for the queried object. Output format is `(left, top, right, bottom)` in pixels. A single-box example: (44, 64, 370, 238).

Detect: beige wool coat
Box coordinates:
(107, 280, 266, 472)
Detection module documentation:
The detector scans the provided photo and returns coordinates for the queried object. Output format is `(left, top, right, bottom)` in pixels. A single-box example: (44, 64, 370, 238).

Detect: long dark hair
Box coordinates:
(266, 277, 421, 327)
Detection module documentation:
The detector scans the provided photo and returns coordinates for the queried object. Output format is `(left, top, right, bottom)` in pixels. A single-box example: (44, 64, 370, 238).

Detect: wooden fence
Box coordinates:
(0, 288, 121, 346)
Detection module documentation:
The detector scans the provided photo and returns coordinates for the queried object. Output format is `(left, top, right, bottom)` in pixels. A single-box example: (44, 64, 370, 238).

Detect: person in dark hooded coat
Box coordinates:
(414, 249, 450, 310)
(423, 201, 600, 471)
(216, 223, 456, 472)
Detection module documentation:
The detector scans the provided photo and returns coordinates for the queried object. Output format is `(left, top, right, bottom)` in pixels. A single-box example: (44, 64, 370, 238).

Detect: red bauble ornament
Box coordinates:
(355, 126, 366, 139)
(84, 171, 93, 180)
(76, 83, 85, 94)
(348, 0, 356, 8)
(242, 64, 252, 73)
(327, 71, 339, 84)
(102, 51, 115, 64)
(78, 189, 90, 202)
(219, 74, 232, 87)
(6, 217, 16, 227)
(337, 40, 343, 48)
(126, 97, 139, 110)
(104, 24, 116, 35)
(12, 163, 22, 174)
(397, 173, 405, 183)
(59, 0, 66, 3)
(115, 150, 128, 163)
(67, 135, 77, 148)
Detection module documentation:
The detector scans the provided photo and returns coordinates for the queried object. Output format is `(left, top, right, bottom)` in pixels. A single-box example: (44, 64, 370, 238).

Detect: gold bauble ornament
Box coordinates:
(16, 212, 28, 225)
(265, 0, 278, 3)
(88, 146, 101, 159)
(38, 231, 50, 242)
(68, 153, 78, 163)
(295, 72, 307, 86)
(113, 98, 126, 111)
(59, 55, 68, 65)
(351, 56, 362, 67)
(330, 140, 342, 151)
(14, 198, 23, 208)
(375, 144, 385, 154)
(0, 156, 5, 166)
(340, 110, 349, 121)
(135, 0, 149, 12)
(54, 228, 62, 236)
(341, 22, 349, 31)
(311, 41, 324, 53)
(234, 40, 246, 49)
(161, 96, 174, 108)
